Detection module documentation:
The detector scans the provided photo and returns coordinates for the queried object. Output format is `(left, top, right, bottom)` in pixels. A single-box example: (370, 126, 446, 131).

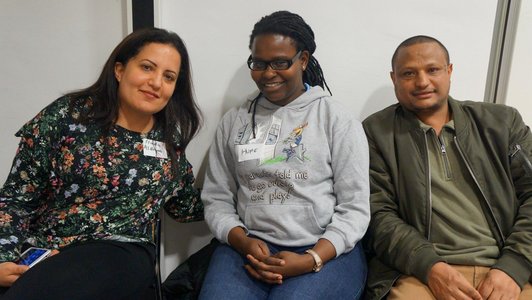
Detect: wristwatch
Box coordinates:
(305, 249, 323, 272)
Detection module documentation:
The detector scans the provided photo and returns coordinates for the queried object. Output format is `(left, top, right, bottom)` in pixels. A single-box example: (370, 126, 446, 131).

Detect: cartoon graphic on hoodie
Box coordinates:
(203, 86, 370, 254)
(282, 122, 308, 162)
(236, 119, 309, 165)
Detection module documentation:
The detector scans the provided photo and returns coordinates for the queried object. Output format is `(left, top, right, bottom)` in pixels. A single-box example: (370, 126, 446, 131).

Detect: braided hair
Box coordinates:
(247, 11, 330, 137)
(249, 11, 331, 94)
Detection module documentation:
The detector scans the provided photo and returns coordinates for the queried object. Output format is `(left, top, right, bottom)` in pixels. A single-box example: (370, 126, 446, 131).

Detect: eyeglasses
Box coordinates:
(247, 51, 302, 71)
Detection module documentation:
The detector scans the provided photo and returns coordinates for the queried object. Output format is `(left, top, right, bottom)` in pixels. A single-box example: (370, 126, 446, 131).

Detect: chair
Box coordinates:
(153, 216, 163, 300)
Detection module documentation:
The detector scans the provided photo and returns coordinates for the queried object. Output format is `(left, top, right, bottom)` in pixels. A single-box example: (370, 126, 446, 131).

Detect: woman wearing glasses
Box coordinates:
(200, 11, 369, 299)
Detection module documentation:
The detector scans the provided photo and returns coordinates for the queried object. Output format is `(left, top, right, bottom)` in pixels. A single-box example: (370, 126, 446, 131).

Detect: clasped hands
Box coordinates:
(427, 262, 521, 300)
(239, 237, 314, 285)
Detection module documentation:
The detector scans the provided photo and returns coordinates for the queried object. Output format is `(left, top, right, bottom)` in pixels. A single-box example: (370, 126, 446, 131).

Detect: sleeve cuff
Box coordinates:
(407, 245, 445, 284)
(220, 221, 247, 245)
(492, 250, 532, 289)
(321, 230, 347, 258)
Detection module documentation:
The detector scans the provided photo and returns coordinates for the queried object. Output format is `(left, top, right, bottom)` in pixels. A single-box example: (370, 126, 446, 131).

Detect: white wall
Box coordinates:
(157, 0, 498, 279)
(0, 0, 126, 182)
(4, 0, 526, 281)
(505, 0, 532, 123)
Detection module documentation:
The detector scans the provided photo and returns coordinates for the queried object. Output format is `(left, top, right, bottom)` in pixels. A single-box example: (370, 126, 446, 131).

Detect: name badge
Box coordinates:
(143, 139, 168, 159)
(236, 144, 262, 162)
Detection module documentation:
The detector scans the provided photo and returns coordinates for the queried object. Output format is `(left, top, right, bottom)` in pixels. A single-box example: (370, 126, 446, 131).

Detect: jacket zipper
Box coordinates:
(424, 133, 433, 240)
(437, 135, 453, 180)
(509, 144, 521, 158)
(453, 136, 504, 243)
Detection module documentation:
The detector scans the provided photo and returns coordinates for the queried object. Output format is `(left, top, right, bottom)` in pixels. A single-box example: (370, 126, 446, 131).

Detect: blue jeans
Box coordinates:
(199, 241, 367, 300)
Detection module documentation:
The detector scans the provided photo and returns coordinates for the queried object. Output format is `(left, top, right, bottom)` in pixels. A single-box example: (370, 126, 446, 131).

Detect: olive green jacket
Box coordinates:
(362, 98, 532, 299)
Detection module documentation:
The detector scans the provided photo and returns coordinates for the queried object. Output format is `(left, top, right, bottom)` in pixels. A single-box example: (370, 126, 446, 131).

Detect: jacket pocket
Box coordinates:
(509, 144, 532, 177)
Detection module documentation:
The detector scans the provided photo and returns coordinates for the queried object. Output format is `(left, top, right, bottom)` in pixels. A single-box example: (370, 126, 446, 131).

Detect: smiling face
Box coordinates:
(391, 42, 453, 116)
(114, 42, 181, 128)
(250, 34, 309, 106)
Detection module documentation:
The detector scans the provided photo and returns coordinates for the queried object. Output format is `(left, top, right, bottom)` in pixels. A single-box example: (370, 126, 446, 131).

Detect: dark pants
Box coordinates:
(1, 240, 156, 300)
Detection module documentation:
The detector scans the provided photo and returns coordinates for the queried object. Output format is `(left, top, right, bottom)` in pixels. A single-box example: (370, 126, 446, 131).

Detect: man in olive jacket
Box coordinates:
(363, 35, 532, 300)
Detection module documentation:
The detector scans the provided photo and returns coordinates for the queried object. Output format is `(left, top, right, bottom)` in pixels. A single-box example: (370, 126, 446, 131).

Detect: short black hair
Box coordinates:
(391, 35, 450, 70)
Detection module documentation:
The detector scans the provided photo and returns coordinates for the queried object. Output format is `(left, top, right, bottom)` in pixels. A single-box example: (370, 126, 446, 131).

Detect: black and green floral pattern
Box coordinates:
(0, 97, 203, 261)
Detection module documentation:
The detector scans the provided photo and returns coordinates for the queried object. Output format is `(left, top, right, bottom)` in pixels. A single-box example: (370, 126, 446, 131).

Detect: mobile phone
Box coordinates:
(15, 247, 52, 268)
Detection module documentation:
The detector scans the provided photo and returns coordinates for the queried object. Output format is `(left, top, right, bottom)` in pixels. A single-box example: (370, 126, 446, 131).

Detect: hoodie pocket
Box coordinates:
(244, 204, 324, 243)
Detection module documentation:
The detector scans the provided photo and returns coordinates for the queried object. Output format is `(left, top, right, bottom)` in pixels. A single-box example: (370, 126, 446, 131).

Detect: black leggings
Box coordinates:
(1, 240, 156, 300)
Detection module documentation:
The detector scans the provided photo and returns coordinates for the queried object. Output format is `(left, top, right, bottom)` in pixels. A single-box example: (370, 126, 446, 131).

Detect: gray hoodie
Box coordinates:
(202, 86, 370, 256)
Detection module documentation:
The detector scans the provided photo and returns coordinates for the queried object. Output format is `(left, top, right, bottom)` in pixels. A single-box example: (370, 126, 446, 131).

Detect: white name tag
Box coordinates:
(143, 139, 168, 159)
(236, 144, 263, 162)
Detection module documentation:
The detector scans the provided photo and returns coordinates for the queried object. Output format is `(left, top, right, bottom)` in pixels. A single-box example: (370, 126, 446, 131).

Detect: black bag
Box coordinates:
(162, 238, 220, 300)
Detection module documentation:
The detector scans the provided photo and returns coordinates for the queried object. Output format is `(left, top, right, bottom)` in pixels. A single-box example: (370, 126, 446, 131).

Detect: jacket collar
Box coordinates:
(397, 96, 468, 137)
(447, 97, 469, 138)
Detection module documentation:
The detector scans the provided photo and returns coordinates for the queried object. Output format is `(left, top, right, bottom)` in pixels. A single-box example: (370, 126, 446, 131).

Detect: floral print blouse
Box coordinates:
(0, 96, 203, 261)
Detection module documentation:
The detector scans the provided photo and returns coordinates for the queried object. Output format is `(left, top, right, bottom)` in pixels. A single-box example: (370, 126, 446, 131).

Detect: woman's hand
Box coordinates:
(0, 262, 29, 287)
(240, 237, 271, 260)
(247, 238, 337, 284)
(244, 252, 285, 284)
(228, 227, 270, 258)
(247, 250, 314, 279)
(0, 249, 59, 287)
(240, 236, 287, 283)
(227, 227, 284, 284)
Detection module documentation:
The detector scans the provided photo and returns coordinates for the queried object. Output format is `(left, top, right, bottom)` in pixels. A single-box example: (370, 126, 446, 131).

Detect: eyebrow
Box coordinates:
(251, 55, 292, 61)
(398, 61, 445, 69)
(140, 59, 178, 75)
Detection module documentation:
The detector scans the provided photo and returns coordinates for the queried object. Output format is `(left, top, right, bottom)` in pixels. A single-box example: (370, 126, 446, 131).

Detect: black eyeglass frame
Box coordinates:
(247, 51, 302, 71)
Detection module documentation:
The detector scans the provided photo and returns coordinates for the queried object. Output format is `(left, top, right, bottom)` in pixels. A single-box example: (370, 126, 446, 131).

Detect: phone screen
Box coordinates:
(16, 248, 51, 267)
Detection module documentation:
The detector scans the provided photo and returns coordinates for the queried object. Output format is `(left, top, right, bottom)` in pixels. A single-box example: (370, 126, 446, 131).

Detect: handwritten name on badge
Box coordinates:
(236, 144, 263, 162)
(143, 139, 168, 159)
